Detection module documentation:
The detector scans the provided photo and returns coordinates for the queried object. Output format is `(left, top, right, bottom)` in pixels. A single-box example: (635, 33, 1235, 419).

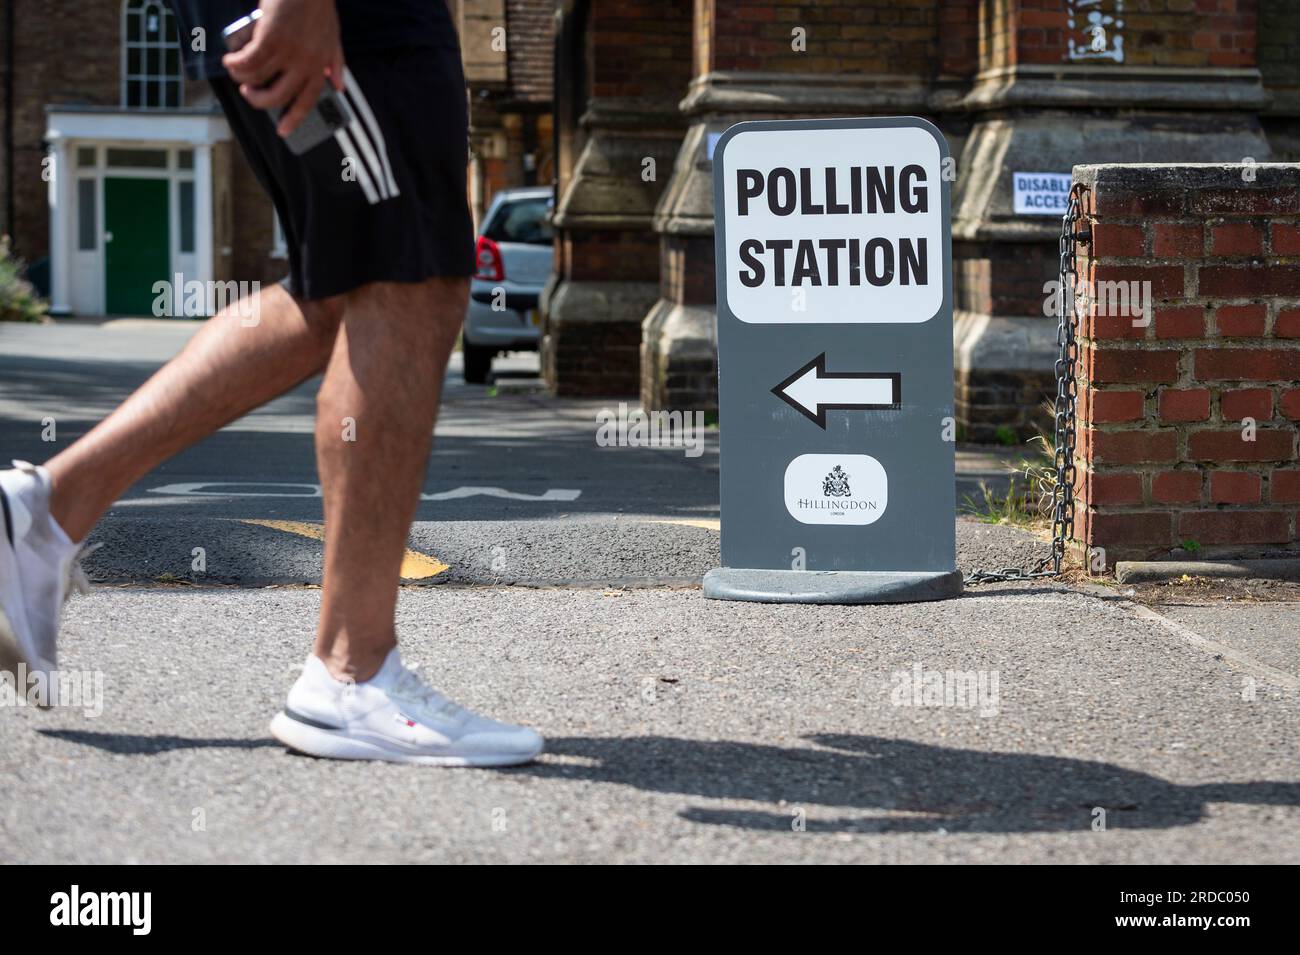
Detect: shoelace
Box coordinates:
(392, 665, 468, 723)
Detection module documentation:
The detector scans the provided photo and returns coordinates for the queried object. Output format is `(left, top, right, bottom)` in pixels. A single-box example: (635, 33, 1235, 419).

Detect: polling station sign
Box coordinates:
(722, 124, 944, 324)
(704, 117, 961, 604)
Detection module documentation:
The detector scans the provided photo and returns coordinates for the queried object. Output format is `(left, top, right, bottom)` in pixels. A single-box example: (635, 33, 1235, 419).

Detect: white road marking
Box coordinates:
(144, 482, 581, 502)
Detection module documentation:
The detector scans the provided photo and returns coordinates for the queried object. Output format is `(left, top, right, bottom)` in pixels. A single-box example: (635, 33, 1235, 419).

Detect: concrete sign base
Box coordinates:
(703, 568, 963, 605)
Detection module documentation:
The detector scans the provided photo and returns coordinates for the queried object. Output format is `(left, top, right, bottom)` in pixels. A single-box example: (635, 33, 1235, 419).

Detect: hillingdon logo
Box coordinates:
(822, 465, 851, 497)
(795, 469, 876, 512)
(784, 453, 887, 525)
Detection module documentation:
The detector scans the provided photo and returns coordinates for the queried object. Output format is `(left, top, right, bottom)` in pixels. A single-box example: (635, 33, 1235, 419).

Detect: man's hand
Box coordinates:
(222, 0, 346, 138)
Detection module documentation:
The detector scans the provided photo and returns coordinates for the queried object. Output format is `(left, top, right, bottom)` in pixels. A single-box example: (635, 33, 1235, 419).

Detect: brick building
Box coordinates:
(0, 0, 551, 316)
(5, 1, 1299, 442)
(452, 0, 555, 224)
(1, 0, 235, 316)
(546, 0, 1300, 441)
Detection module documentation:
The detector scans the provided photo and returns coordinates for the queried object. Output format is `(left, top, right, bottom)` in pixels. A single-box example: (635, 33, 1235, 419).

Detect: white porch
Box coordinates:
(45, 107, 230, 316)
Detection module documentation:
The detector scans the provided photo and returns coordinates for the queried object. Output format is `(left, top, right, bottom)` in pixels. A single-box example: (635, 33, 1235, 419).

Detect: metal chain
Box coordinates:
(964, 183, 1090, 585)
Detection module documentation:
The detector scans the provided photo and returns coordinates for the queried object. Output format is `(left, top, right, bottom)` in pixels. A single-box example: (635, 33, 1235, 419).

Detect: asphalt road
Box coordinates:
(3, 584, 1297, 864)
(1, 319, 1020, 586)
(3, 318, 1297, 865)
(0, 319, 718, 523)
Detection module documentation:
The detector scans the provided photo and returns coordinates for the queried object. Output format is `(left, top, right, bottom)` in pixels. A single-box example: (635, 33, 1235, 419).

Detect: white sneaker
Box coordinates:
(0, 460, 91, 701)
(269, 648, 544, 766)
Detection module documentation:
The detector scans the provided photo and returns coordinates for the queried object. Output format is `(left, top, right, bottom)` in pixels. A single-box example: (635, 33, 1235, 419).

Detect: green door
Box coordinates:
(104, 177, 169, 315)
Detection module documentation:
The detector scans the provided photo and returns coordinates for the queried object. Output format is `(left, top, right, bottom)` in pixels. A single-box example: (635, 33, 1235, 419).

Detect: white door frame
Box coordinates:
(45, 109, 229, 316)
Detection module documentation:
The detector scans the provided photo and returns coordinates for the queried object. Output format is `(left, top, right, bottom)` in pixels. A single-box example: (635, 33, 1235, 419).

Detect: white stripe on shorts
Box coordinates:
(334, 128, 381, 205)
(342, 67, 401, 199)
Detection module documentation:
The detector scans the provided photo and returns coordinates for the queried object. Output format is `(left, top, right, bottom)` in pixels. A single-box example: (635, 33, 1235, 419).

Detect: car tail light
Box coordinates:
(474, 236, 505, 281)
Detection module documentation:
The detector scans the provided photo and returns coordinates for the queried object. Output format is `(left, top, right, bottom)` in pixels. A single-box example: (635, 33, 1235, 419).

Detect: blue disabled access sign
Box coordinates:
(704, 116, 961, 604)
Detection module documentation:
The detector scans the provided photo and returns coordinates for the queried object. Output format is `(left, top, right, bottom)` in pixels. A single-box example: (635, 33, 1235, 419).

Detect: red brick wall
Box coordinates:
(981, 0, 1257, 70)
(6, 0, 123, 259)
(661, 234, 716, 306)
(591, 0, 693, 100)
(698, 0, 940, 76)
(1074, 163, 1300, 563)
(940, 0, 980, 78)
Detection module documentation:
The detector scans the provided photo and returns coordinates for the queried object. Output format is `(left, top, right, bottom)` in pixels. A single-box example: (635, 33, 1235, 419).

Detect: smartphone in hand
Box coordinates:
(221, 9, 352, 156)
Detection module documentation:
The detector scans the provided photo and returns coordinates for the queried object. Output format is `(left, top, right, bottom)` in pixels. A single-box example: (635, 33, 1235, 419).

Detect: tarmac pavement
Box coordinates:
(3, 584, 1296, 864)
(2, 318, 1297, 864)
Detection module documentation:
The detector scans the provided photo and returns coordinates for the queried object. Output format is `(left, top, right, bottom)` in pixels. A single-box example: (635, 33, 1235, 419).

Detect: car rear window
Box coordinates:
(483, 196, 553, 245)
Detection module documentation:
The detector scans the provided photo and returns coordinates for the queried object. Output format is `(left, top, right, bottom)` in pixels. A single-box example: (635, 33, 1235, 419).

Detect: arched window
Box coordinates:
(122, 0, 183, 109)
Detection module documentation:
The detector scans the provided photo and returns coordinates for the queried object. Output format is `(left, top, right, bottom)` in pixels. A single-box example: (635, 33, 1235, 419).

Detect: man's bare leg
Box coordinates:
(43, 284, 343, 541)
(311, 277, 466, 683)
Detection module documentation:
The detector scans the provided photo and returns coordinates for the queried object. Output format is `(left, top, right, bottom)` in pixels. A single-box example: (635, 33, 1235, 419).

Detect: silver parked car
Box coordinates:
(462, 186, 554, 383)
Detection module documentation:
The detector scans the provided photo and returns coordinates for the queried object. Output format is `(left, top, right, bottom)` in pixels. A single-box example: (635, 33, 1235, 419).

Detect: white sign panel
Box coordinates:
(783, 453, 887, 525)
(1012, 172, 1072, 216)
(720, 125, 943, 324)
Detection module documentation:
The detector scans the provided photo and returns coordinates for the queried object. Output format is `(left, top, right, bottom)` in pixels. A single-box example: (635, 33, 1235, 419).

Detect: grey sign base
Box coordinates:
(703, 568, 963, 604)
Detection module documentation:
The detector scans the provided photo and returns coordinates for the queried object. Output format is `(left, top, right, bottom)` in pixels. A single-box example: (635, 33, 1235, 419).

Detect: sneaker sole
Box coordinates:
(269, 711, 543, 767)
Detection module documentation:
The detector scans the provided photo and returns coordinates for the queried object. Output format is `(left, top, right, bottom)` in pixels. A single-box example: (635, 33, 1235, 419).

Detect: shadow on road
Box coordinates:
(38, 728, 1299, 833)
(39, 729, 279, 754)
(524, 734, 1300, 834)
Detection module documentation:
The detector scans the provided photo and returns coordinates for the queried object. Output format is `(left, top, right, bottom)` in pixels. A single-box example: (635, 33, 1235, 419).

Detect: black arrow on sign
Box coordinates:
(771, 353, 901, 429)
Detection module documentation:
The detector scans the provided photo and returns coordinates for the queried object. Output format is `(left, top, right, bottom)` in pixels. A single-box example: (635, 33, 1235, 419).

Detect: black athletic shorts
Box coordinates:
(211, 47, 475, 301)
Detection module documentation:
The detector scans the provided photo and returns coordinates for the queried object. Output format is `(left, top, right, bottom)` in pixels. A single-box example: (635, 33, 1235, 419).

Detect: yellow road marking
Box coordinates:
(239, 519, 450, 580)
(646, 518, 720, 531)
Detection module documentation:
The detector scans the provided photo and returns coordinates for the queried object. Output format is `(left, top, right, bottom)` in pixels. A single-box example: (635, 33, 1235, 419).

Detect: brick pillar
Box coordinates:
(1073, 163, 1300, 568)
(542, 0, 692, 396)
(641, 0, 942, 414)
(953, 0, 1272, 443)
